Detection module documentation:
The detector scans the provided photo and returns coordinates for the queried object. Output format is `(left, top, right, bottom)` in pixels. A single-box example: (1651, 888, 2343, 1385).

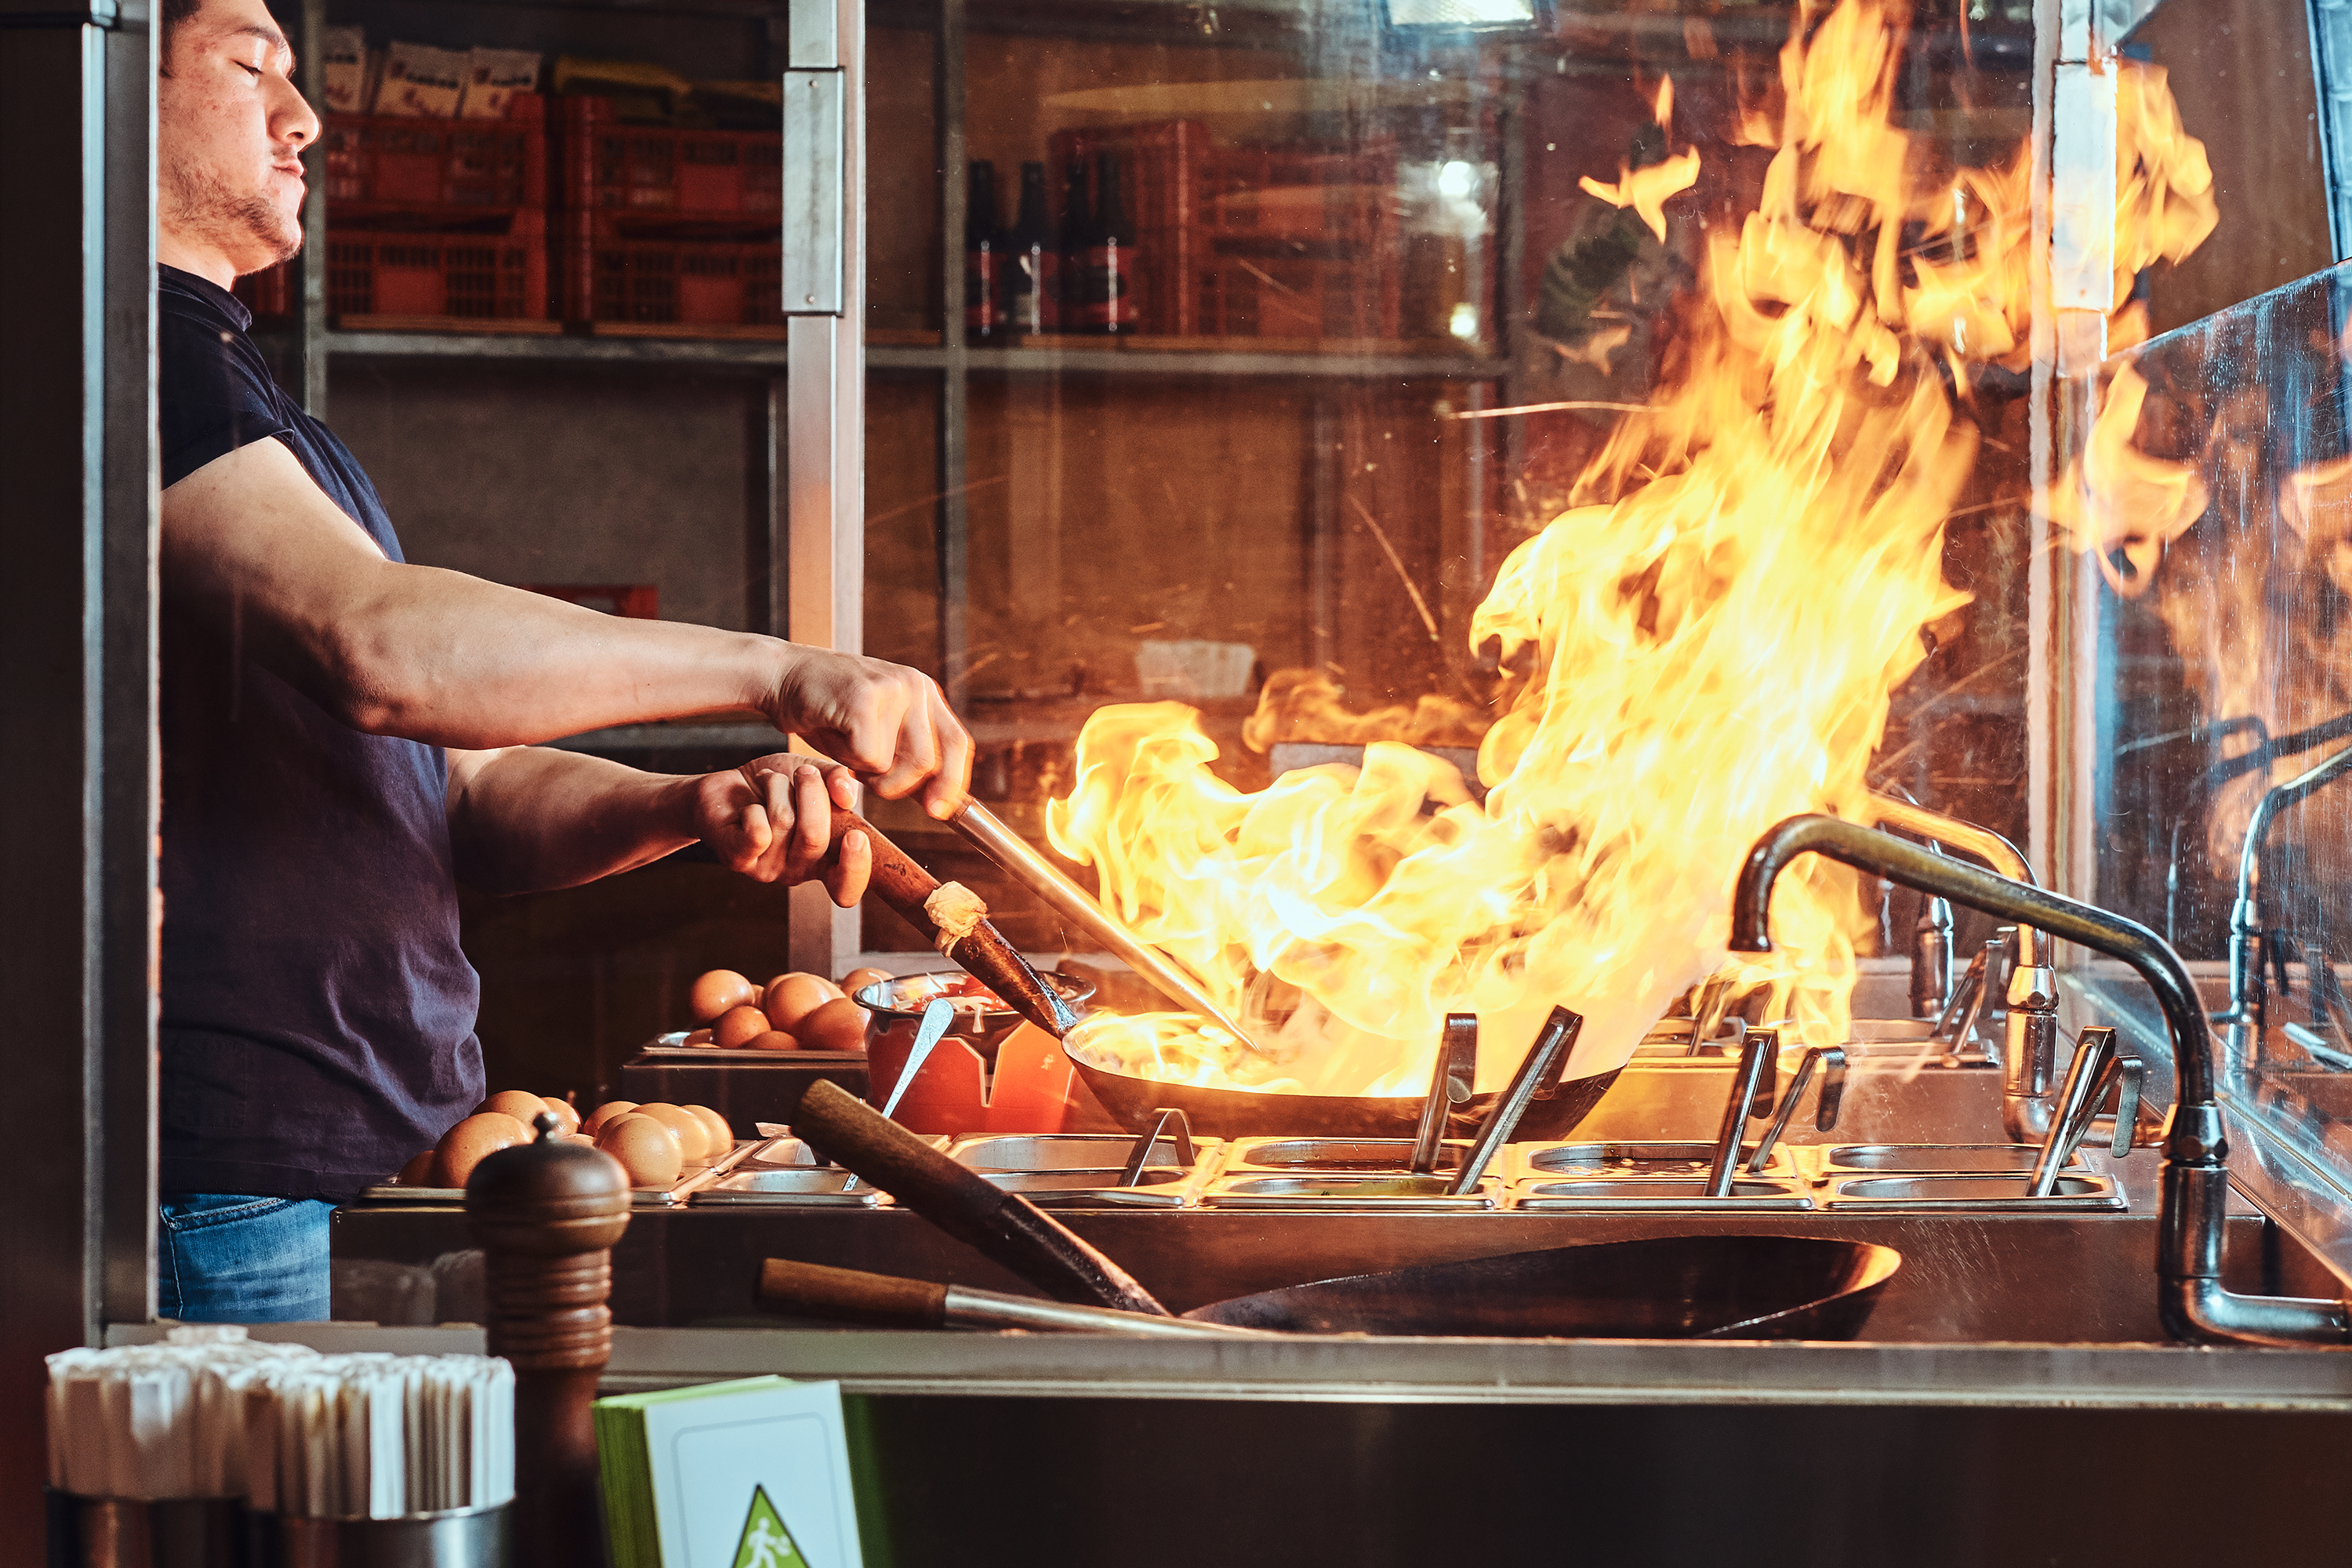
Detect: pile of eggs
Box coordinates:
(393, 1091, 738, 1191)
(677, 965, 893, 1052)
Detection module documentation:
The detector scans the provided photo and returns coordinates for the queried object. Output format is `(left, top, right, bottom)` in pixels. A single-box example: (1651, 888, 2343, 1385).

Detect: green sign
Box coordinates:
(729, 1486, 811, 1568)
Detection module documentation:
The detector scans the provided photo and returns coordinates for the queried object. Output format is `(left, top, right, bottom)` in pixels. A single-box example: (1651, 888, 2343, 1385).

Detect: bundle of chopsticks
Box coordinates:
(46, 1326, 514, 1518)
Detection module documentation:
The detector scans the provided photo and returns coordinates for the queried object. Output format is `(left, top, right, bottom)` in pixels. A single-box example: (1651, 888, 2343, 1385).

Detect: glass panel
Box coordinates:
(868, 0, 2239, 1117)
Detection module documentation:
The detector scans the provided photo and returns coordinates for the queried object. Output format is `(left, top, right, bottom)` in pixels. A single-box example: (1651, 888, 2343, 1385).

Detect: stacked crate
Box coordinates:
(556, 95, 783, 331)
(236, 95, 550, 326)
(1044, 122, 1399, 342)
(324, 94, 549, 323)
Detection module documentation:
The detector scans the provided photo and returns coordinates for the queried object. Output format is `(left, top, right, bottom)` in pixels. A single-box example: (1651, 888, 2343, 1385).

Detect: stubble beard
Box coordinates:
(161, 151, 302, 275)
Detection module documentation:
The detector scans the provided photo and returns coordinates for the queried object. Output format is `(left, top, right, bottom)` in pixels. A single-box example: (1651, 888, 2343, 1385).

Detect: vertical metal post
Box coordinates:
(0, 0, 158, 1534)
(100, 0, 160, 1333)
(2026, 0, 2060, 895)
(2312, 0, 2352, 261)
(938, 0, 970, 711)
(2035, 0, 2118, 914)
(297, 0, 328, 416)
(784, 0, 867, 978)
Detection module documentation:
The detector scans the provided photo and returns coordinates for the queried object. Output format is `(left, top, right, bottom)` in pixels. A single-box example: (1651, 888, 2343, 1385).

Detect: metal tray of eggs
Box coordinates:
(644, 964, 897, 1054)
(365, 1092, 755, 1207)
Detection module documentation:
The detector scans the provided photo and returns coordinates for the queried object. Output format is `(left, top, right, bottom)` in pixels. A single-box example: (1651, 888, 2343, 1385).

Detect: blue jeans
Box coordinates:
(157, 1192, 335, 1322)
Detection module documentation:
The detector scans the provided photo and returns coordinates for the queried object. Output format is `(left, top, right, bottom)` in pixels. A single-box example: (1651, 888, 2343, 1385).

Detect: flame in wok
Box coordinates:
(1050, 1, 2213, 1097)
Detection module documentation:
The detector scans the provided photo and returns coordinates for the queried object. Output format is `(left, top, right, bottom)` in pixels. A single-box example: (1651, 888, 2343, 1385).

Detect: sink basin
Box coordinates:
(1205, 1174, 1499, 1210)
(977, 1169, 1190, 1206)
(1825, 1174, 2124, 1210)
(1227, 1138, 1464, 1173)
(1824, 1143, 2087, 1174)
(949, 1134, 1195, 1172)
(1523, 1140, 1796, 1178)
(691, 1169, 880, 1207)
(1512, 1178, 1813, 1210)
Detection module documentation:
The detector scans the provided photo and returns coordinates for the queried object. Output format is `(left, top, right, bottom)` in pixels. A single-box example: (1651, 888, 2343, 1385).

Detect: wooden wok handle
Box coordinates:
(820, 807, 1080, 1040)
(785, 1080, 1171, 1316)
(760, 1258, 949, 1329)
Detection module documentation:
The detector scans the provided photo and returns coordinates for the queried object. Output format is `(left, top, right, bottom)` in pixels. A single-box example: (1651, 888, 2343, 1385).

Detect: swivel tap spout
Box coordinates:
(2217, 743, 2352, 1036)
(1865, 794, 2060, 1140)
(1733, 814, 2350, 1348)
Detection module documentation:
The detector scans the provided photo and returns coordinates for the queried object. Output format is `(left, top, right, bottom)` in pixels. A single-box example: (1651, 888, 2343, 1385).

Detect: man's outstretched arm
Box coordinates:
(442, 747, 874, 899)
(163, 437, 971, 816)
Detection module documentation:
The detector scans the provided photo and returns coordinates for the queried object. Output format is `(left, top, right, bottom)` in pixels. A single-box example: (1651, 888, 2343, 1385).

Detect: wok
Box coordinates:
(1071, 1056, 1624, 1140)
(760, 1234, 1901, 1341)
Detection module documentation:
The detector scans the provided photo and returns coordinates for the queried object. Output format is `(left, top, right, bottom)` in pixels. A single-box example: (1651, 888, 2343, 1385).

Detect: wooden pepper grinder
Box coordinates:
(469, 1111, 632, 1568)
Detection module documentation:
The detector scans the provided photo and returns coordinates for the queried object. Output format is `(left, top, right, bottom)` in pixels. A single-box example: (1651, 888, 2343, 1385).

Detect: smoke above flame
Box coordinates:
(1049, 0, 2213, 1097)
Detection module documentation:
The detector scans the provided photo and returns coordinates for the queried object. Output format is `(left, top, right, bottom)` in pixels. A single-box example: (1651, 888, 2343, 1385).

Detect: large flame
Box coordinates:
(1047, 0, 2212, 1097)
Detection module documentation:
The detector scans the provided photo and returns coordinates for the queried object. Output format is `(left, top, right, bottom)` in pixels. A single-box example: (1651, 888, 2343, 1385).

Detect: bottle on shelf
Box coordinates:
(1057, 161, 1091, 333)
(964, 160, 1006, 343)
(1007, 160, 1058, 336)
(1075, 152, 1140, 336)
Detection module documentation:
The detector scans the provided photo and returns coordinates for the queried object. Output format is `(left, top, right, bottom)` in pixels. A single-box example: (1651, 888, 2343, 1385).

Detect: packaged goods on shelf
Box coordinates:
(318, 25, 375, 114)
(458, 48, 543, 122)
(377, 40, 468, 119)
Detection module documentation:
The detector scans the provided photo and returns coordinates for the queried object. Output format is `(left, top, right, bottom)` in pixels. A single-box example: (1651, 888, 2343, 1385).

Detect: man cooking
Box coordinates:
(154, 0, 967, 1320)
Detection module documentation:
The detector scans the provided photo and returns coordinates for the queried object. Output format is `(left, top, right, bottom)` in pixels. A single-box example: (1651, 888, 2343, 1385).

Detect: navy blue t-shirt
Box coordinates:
(158, 264, 483, 1200)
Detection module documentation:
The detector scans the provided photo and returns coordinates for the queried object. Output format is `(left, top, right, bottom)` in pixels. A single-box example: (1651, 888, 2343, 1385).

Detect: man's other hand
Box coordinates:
(770, 652, 972, 820)
(699, 755, 871, 906)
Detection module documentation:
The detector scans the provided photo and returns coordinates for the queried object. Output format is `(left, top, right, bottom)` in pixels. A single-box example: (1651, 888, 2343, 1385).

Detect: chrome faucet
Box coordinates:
(1866, 794, 2060, 1141)
(1733, 813, 2351, 1348)
(2214, 743, 2352, 1039)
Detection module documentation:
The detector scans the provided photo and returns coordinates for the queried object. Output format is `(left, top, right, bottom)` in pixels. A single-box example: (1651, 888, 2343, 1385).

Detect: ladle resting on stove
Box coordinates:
(759, 1235, 1901, 1341)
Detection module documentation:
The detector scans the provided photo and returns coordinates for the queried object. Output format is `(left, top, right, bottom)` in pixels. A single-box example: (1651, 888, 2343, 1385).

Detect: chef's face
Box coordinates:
(158, 0, 319, 277)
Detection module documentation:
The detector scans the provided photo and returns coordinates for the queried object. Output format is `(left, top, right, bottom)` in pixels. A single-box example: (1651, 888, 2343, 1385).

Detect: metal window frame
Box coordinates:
(786, 0, 870, 978)
(0, 0, 161, 1522)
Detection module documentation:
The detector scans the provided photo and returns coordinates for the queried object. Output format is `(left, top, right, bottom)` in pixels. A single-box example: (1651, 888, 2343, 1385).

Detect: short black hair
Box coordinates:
(160, 0, 200, 61)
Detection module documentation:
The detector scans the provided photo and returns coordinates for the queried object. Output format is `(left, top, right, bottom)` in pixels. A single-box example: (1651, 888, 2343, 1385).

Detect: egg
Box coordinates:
(713, 1006, 772, 1049)
(583, 1100, 639, 1138)
(631, 1102, 713, 1163)
(689, 969, 760, 1023)
(683, 1105, 734, 1155)
(479, 1090, 553, 1130)
(539, 1097, 583, 1137)
(745, 1030, 800, 1051)
(431, 1112, 530, 1189)
(396, 1150, 436, 1186)
(797, 996, 871, 1052)
(684, 1028, 716, 1047)
(595, 1114, 683, 1187)
(761, 972, 836, 1033)
(840, 967, 893, 1004)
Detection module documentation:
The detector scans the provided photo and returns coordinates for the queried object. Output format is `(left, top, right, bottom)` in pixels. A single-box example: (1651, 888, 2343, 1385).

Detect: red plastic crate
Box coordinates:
(524, 583, 659, 618)
(557, 95, 781, 217)
(560, 216, 781, 325)
(322, 94, 546, 212)
(232, 260, 294, 325)
(328, 212, 547, 321)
